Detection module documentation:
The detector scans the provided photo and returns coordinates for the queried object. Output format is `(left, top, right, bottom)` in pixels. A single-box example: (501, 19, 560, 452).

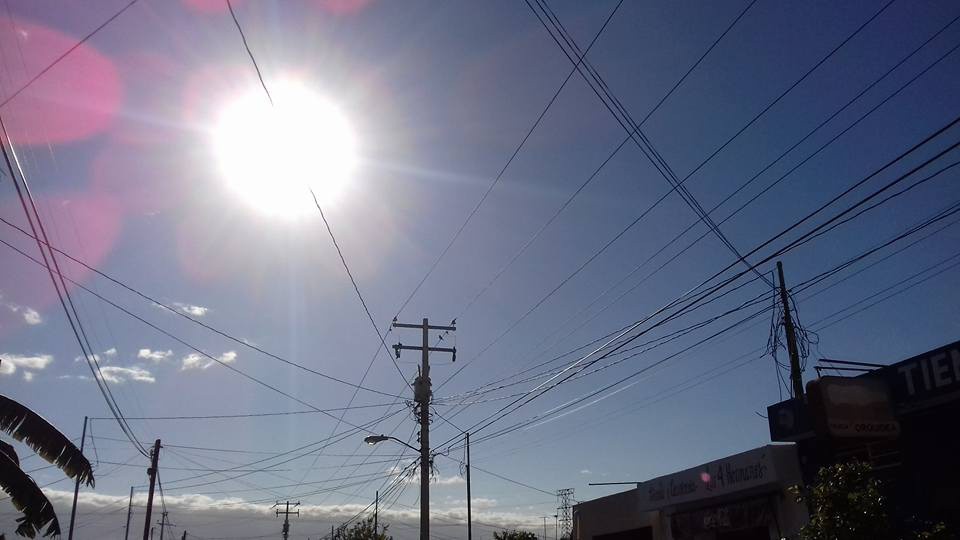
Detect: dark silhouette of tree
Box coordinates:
(337, 516, 391, 540)
(792, 460, 949, 540)
(493, 529, 538, 540)
(0, 394, 94, 538)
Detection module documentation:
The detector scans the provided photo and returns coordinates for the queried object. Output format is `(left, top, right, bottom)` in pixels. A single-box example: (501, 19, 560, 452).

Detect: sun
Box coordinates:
(213, 80, 358, 218)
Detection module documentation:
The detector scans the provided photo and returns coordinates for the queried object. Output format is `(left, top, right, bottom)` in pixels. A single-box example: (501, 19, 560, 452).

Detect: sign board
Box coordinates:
(767, 397, 813, 442)
(637, 446, 786, 511)
(863, 340, 960, 413)
(807, 376, 900, 439)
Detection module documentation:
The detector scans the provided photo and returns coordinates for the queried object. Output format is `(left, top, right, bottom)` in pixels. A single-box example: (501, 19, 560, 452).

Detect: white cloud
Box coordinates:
(74, 347, 118, 364)
(580, 469, 591, 475)
(23, 371, 34, 382)
(0, 353, 53, 375)
(41, 489, 542, 540)
(97, 366, 155, 384)
(3, 299, 43, 325)
(21, 307, 42, 325)
(138, 348, 173, 362)
(58, 374, 92, 381)
(174, 302, 209, 317)
(181, 351, 237, 370)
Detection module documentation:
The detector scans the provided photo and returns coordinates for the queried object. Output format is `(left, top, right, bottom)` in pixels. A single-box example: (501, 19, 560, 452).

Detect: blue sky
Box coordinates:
(2, 0, 960, 538)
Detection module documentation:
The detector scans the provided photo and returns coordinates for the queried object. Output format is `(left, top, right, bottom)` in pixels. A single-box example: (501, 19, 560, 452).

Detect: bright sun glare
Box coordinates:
(213, 80, 358, 218)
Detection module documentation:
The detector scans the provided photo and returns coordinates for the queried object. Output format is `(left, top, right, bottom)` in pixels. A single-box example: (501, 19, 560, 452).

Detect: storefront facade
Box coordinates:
(573, 445, 807, 540)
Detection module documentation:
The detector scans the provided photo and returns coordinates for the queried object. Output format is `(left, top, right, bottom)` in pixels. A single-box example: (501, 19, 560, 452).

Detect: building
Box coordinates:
(573, 445, 808, 540)
(767, 339, 960, 532)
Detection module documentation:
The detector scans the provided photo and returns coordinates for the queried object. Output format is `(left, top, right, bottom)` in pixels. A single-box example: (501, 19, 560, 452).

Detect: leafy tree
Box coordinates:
(792, 460, 889, 540)
(0, 394, 94, 538)
(493, 530, 538, 540)
(337, 516, 391, 540)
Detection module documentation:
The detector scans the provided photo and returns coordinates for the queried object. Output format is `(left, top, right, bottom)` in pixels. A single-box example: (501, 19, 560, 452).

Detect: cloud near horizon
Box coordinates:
(41, 489, 542, 540)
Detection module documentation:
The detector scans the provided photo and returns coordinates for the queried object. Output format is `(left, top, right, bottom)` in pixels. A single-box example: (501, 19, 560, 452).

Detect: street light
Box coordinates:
(363, 434, 428, 540)
(363, 434, 420, 454)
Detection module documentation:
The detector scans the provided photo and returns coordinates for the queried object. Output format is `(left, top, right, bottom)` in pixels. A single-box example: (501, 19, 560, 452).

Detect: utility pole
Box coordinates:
(157, 511, 168, 540)
(374, 490, 378, 536)
(392, 317, 456, 540)
(124, 486, 135, 540)
(67, 416, 87, 540)
(542, 516, 548, 540)
(143, 439, 161, 540)
(466, 432, 472, 540)
(777, 261, 804, 398)
(274, 500, 300, 540)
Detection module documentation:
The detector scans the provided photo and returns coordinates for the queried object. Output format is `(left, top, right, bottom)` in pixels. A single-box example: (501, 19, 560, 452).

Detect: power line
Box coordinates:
(1, 115, 147, 456)
(0, 214, 404, 398)
(437, 116, 960, 448)
(456, 0, 759, 320)
(394, 0, 627, 318)
(0, 0, 140, 108)
(507, 18, 960, 379)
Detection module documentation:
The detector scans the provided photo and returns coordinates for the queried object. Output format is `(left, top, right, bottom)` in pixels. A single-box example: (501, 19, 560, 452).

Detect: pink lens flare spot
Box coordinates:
(0, 19, 122, 145)
(700, 471, 711, 484)
(181, 0, 243, 14)
(311, 0, 373, 15)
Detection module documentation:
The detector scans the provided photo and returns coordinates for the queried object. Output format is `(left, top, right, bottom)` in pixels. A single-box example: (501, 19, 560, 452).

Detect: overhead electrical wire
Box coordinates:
(0, 116, 148, 456)
(456, 0, 760, 320)
(394, 0, 628, 318)
(0, 215, 405, 399)
(498, 19, 960, 380)
(0, 0, 140, 109)
(0, 235, 400, 435)
(434, 116, 960, 449)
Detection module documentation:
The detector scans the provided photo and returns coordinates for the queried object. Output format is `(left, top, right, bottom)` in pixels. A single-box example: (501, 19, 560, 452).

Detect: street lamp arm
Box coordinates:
(363, 434, 420, 454)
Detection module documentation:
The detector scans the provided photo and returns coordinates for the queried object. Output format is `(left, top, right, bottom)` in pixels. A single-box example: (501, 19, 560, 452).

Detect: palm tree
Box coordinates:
(0, 394, 94, 538)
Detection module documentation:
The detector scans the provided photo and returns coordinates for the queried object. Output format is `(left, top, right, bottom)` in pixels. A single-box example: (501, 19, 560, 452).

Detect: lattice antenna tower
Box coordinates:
(557, 488, 574, 538)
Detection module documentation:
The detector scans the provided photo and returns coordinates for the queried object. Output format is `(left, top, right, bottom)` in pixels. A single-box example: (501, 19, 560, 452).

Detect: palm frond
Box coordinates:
(0, 441, 19, 467)
(0, 395, 93, 487)
(0, 452, 60, 538)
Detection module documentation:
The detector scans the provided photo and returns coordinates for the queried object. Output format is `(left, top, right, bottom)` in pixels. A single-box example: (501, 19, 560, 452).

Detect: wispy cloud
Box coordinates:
(0, 353, 53, 376)
(97, 366, 155, 384)
(181, 351, 236, 371)
(174, 302, 209, 317)
(580, 469, 592, 475)
(138, 348, 173, 362)
(74, 347, 118, 364)
(23, 371, 34, 382)
(2, 299, 43, 325)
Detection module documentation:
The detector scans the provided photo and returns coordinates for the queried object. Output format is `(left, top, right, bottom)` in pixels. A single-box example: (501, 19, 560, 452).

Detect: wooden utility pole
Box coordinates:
(466, 432, 472, 540)
(143, 439, 161, 540)
(777, 261, 805, 398)
(67, 416, 87, 540)
(274, 500, 300, 540)
(392, 318, 456, 540)
(157, 511, 168, 540)
(374, 490, 378, 535)
(124, 486, 134, 540)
